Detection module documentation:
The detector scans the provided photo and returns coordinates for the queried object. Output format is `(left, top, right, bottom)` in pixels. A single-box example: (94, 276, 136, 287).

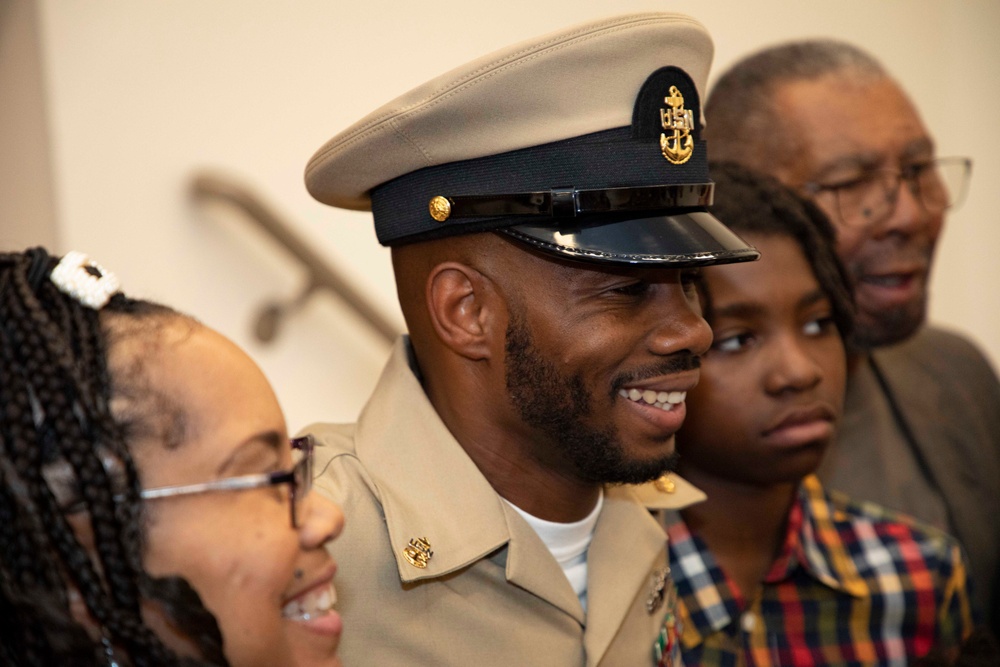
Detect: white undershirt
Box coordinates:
(502, 490, 604, 612)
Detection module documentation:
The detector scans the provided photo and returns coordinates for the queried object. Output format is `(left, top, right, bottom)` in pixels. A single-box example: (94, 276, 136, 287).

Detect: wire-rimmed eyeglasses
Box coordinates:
(140, 434, 315, 528)
(802, 156, 972, 228)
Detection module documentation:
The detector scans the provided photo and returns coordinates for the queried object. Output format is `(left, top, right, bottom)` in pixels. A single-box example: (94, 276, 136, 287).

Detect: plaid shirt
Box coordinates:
(664, 475, 974, 666)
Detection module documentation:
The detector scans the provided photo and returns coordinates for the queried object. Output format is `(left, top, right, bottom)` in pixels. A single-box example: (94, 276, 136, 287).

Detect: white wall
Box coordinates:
(17, 0, 1000, 431)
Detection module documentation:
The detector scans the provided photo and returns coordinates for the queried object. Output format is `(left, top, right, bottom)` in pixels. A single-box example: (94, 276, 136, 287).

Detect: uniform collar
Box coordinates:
(352, 338, 512, 583)
(631, 473, 706, 509)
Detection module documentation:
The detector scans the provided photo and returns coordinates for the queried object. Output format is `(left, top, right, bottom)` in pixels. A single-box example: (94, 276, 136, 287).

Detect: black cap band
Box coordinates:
(436, 183, 714, 220)
(371, 126, 710, 246)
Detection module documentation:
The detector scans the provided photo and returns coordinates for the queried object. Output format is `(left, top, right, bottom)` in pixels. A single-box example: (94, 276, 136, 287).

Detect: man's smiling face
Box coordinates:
(499, 245, 711, 485)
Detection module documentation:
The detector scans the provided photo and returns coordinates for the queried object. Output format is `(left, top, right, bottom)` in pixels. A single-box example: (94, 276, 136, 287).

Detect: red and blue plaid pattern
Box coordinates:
(663, 475, 974, 666)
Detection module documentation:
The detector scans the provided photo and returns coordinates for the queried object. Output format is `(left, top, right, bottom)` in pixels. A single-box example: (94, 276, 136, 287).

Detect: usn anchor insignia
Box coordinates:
(659, 85, 694, 165)
(402, 537, 433, 569)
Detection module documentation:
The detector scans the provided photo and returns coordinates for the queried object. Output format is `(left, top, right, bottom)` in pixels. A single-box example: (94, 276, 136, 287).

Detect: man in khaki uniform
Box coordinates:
(302, 13, 758, 666)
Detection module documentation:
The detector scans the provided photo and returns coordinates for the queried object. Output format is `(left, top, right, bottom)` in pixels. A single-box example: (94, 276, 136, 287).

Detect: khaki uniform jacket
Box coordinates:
(306, 339, 704, 666)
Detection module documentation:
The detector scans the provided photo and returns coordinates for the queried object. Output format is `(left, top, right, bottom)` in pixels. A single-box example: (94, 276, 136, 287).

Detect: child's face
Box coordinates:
(677, 232, 846, 486)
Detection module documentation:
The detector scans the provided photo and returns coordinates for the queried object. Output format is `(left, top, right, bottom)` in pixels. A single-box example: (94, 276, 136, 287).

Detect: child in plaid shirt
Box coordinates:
(663, 163, 977, 666)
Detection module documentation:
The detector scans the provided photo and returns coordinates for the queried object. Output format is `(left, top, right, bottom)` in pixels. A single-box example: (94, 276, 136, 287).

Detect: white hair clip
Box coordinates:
(50, 251, 121, 309)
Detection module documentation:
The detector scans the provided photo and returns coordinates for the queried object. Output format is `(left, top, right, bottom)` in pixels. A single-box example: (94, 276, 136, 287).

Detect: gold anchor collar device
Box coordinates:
(402, 537, 434, 569)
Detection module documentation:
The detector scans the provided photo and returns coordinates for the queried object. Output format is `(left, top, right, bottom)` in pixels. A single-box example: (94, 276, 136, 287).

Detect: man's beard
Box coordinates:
(847, 278, 928, 350)
(849, 303, 925, 350)
(504, 315, 679, 485)
(845, 250, 932, 350)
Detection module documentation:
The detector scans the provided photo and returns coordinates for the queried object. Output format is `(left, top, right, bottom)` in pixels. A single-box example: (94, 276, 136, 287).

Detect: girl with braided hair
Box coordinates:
(0, 248, 345, 666)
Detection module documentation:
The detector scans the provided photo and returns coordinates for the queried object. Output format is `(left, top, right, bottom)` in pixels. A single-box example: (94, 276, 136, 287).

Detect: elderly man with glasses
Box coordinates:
(704, 39, 1000, 640)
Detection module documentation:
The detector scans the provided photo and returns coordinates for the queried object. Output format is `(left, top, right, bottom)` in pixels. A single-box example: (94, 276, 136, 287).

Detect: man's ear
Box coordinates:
(426, 261, 499, 361)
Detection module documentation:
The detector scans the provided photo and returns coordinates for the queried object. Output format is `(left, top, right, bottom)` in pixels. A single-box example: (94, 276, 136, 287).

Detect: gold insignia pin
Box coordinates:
(659, 85, 694, 165)
(429, 196, 452, 222)
(654, 473, 676, 494)
(402, 537, 433, 569)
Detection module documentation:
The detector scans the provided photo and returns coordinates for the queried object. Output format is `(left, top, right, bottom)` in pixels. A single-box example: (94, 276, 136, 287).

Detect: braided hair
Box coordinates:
(0, 248, 228, 666)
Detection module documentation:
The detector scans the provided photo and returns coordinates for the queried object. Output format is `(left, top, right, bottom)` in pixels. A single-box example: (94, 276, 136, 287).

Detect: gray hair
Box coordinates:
(705, 39, 888, 170)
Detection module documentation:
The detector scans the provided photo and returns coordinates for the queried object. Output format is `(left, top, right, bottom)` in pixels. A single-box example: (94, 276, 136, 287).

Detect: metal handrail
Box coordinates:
(190, 171, 399, 345)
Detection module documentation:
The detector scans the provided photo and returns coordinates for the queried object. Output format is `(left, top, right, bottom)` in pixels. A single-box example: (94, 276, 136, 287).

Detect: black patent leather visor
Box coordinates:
(500, 210, 759, 267)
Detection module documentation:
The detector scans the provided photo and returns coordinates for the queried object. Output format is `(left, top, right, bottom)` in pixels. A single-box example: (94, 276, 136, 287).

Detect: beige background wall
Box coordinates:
(0, 0, 57, 250)
(4, 0, 998, 431)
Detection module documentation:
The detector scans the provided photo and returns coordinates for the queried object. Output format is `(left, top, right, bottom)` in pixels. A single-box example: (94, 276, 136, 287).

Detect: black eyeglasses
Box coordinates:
(802, 156, 972, 228)
(140, 434, 316, 528)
